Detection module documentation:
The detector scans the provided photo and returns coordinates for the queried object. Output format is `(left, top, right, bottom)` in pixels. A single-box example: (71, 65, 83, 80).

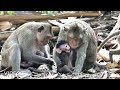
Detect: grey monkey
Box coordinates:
(52, 20, 105, 74)
(0, 22, 54, 72)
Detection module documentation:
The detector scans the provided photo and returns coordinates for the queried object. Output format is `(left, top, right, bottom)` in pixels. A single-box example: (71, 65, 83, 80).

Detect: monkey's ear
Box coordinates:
(38, 26, 44, 32)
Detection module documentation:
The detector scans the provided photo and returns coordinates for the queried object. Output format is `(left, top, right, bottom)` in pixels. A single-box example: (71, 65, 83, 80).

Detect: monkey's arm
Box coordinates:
(27, 54, 53, 65)
(73, 41, 88, 74)
(53, 51, 62, 66)
(44, 44, 51, 58)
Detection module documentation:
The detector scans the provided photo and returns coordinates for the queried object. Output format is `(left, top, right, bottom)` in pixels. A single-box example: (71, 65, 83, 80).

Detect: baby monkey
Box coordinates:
(54, 40, 74, 74)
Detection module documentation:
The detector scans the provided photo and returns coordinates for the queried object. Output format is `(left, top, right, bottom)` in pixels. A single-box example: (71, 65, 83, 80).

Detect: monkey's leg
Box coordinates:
(35, 50, 53, 70)
(109, 49, 120, 63)
(9, 44, 21, 71)
(20, 61, 34, 69)
(68, 50, 76, 71)
(67, 60, 74, 71)
(71, 50, 76, 67)
(73, 43, 88, 75)
(44, 44, 51, 58)
(82, 42, 97, 71)
(43, 45, 54, 70)
(26, 55, 54, 67)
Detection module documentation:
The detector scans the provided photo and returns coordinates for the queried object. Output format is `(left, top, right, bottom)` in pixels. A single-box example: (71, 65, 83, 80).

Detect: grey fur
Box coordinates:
(0, 22, 54, 72)
(53, 20, 97, 74)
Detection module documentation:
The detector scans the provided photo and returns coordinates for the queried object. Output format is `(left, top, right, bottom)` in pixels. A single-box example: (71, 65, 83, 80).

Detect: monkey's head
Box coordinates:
(63, 22, 85, 49)
(56, 40, 70, 54)
(36, 23, 54, 45)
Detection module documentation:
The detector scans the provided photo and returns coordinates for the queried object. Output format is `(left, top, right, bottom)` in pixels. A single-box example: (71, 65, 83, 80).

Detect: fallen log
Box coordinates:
(0, 26, 60, 41)
(109, 13, 120, 35)
(0, 12, 101, 21)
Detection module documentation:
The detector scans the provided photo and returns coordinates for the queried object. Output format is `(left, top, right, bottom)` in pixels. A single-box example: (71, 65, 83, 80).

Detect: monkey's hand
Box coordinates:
(70, 67, 74, 71)
(46, 58, 56, 70)
(46, 58, 54, 66)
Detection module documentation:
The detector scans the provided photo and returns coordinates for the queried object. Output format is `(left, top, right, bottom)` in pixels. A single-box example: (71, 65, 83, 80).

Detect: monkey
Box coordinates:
(54, 40, 74, 74)
(20, 45, 52, 72)
(0, 22, 54, 73)
(97, 30, 120, 63)
(52, 19, 105, 75)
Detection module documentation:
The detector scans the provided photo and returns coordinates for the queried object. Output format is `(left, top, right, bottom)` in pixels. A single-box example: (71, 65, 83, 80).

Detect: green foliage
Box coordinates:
(7, 11, 16, 15)
(0, 11, 16, 15)
(0, 11, 4, 15)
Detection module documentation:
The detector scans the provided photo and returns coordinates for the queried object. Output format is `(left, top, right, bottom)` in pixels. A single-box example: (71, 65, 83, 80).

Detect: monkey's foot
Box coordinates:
(72, 70, 81, 76)
(87, 68, 96, 74)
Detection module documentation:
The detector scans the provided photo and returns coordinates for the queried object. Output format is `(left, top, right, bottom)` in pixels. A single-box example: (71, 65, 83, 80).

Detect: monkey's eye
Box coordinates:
(38, 26, 44, 32)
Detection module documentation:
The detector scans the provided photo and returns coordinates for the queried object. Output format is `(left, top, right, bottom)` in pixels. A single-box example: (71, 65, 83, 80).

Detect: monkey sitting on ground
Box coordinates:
(54, 40, 74, 74)
(98, 31, 120, 63)
(52, 20, 106, 75)
(0, 22, 54, 73)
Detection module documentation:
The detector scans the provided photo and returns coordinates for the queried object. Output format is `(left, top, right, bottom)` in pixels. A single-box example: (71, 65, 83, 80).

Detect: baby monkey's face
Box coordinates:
(59, 43, 70, 52)
(56, 42, 70, 54)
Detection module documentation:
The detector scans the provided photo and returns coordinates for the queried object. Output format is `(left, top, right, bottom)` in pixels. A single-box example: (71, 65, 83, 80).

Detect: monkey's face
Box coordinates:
(59, 43, 70, 51)
(56, 43, 70, 54)
(64, 25, 83, 49)
(67, 33, 80, 49)
(37, 25, 53, 45)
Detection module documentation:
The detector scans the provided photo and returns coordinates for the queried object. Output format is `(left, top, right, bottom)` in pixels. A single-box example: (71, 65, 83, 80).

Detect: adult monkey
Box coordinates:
(0, 22, 54, 72)
(52, 20, 105, 75)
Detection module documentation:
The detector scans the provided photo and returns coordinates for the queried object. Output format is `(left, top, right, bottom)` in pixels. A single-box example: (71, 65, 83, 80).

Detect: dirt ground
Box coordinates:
(1, 11, 120, 79)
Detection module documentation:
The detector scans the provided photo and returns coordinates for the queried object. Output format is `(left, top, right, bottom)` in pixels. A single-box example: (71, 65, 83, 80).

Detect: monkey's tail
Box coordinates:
(97, 31, 120, 52)
(0, 67, 10, 73)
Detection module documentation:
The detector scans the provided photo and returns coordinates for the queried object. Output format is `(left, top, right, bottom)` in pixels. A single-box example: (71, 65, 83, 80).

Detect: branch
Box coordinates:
(109, 13, 120, 35)
(0, 12, 101, 21)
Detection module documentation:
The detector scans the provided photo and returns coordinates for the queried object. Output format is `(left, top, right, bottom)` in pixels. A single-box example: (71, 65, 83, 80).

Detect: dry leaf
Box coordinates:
(106, 62, 118, 69)
(106, 60, 120, 69)
(115, 69, 120, 74)
(0, 21, 12, 31)
(98, 49, 110, 62)
(110, 73, 120, 78)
